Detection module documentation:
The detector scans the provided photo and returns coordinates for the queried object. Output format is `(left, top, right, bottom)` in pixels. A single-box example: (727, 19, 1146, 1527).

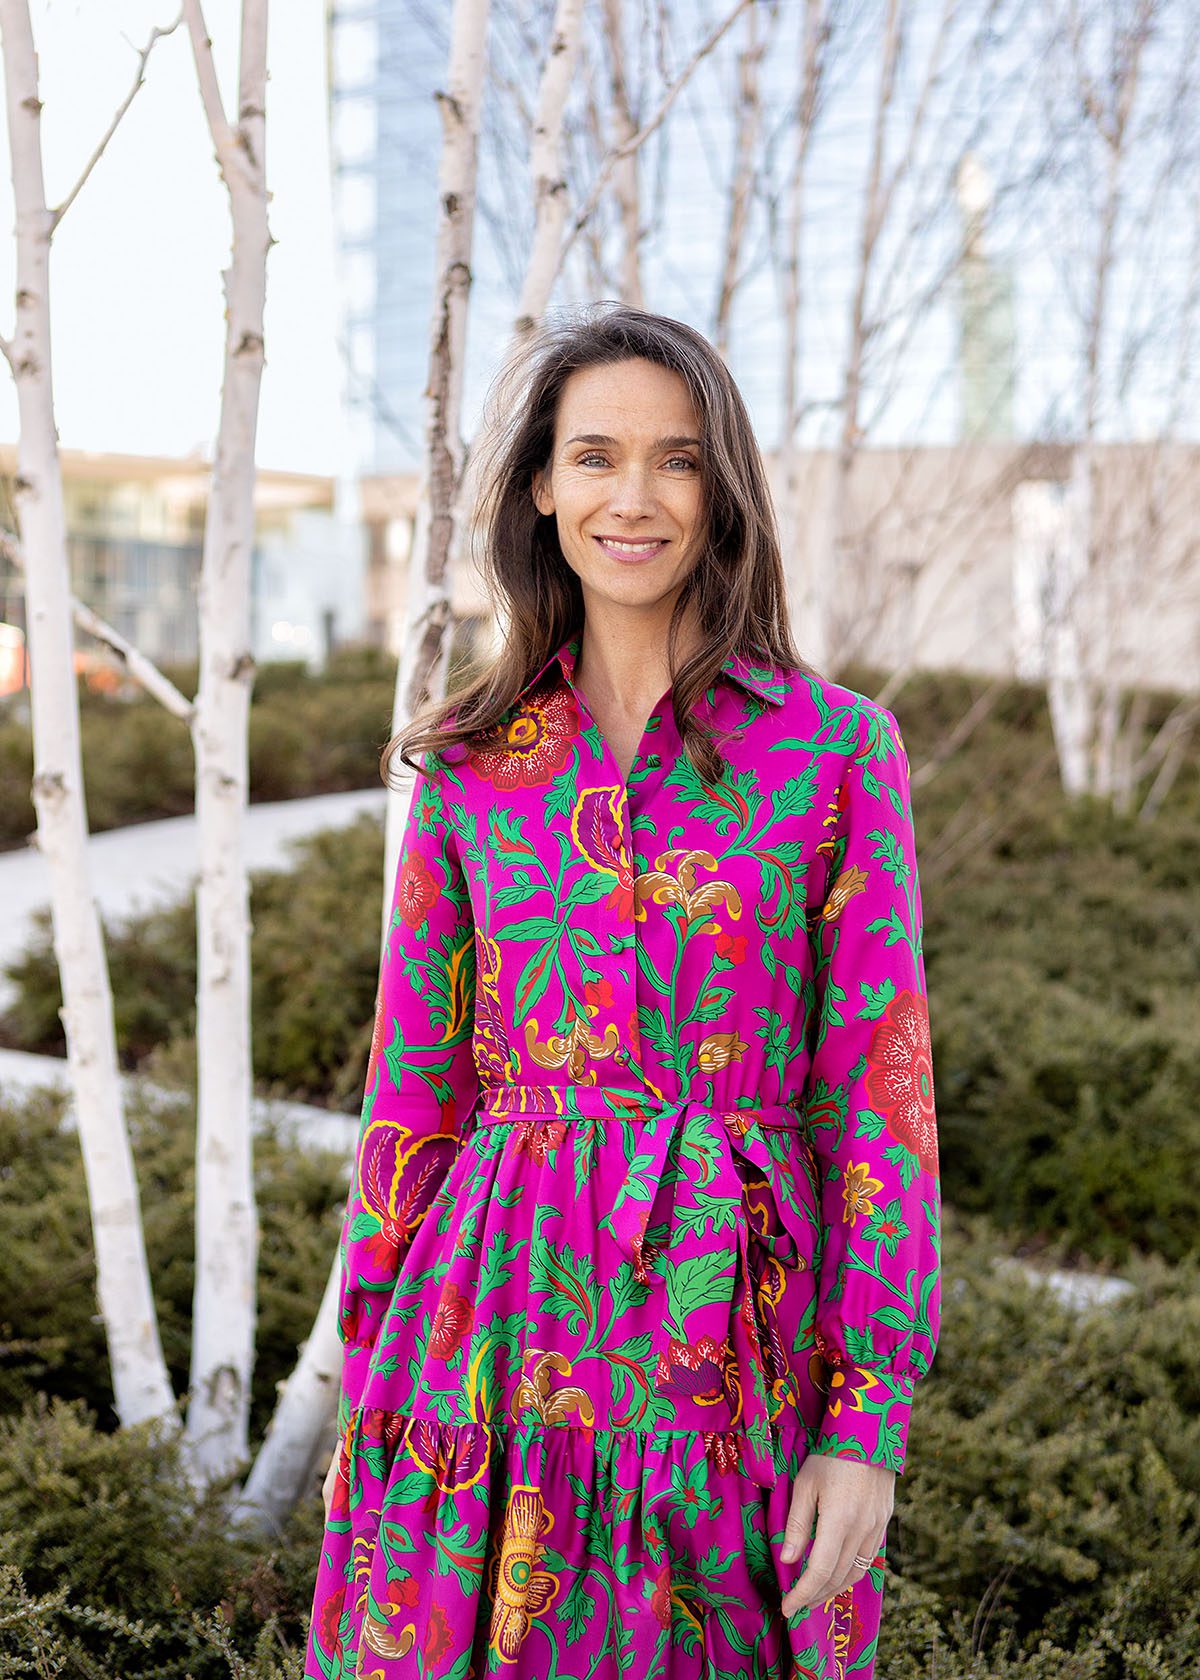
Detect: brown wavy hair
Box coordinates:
(384, 299, 812, 787)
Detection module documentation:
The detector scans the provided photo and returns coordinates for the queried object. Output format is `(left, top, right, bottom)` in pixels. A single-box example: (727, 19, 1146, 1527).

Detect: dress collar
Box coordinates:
(520, 632, 785, 707)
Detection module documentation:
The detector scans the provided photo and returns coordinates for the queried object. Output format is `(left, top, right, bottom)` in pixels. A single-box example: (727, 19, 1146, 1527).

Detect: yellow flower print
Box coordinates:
(821, 864, 869, 924)
(512, 1349, 596, 1426)
(841, 1160, 884, 1225)
(824, 1363, 882, 1420)
(487, 1484, 561, 1663)
(635, 848, 742, 927)
(695, 1031, 748, 1075)
(524, 1001, 621, 1082)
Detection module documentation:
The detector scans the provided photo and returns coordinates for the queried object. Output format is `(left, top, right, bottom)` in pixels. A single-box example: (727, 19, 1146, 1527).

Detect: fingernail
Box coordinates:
(781, 1544, 797, 1563)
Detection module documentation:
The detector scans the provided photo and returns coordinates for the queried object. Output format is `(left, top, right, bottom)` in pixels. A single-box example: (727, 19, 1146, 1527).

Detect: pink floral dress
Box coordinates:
(306, 633, 941, 1680)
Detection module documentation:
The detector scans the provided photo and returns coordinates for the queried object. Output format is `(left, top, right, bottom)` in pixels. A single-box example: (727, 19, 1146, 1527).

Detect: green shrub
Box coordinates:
(0, 1400, 320, 1677)
(1, 814, 385, 1108)
(876, 1208, 1200, 1675)
(0, 1086, 346, 1442)
(0, 663, 398, 848)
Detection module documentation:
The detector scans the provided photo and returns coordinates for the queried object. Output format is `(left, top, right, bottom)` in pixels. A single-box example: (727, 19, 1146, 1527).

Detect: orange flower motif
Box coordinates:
(821, 864, 869, 924)
(512, 1349, 595, 1426)
(865, 990, 938, 1173)
(841, 1160, 884, 1225)
(635, 847, 741, 927)
(470, 682, 579, 791)
(695, 1031, 748, 1075)
(487, 1485, 560, 1662)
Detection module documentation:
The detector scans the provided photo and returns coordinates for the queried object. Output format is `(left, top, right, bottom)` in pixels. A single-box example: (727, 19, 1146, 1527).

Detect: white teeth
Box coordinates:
(599, 539, 664, 554)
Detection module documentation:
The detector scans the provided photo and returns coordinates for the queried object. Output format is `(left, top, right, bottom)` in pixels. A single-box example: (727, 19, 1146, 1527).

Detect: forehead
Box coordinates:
(554, 358, 698, 440)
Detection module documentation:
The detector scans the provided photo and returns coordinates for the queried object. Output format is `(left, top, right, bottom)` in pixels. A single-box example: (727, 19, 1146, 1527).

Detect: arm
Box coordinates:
(335, 751, 479, 1431)
(801, 700, 941, 1475)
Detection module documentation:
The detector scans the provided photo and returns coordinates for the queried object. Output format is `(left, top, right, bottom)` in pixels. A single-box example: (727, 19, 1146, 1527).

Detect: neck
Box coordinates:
(573, 603, 704, 720)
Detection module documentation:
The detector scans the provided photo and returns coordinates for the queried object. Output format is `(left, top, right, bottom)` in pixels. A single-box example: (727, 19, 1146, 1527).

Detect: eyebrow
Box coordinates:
(563, 433, 701, 450)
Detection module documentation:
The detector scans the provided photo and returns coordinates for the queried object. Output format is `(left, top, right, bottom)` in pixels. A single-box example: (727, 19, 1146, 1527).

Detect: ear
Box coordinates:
(532, 468, 554, 518)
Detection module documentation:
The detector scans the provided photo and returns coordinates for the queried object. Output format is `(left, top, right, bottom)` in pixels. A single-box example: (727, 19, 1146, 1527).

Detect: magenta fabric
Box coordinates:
(305, 634, 941, 1679)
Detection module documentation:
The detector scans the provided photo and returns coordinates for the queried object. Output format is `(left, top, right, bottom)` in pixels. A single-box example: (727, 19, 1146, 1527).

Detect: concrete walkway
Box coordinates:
(0, 786, 386, 1010)
(0, 1044, 358, 1162)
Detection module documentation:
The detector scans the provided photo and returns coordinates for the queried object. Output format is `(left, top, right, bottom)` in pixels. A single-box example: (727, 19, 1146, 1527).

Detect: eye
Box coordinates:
(665, 455, 699, 471)
(577, 451, 609, 468)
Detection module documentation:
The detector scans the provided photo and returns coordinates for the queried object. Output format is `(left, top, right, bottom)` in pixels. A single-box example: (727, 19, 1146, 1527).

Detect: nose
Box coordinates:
(605, 463, 658, 522)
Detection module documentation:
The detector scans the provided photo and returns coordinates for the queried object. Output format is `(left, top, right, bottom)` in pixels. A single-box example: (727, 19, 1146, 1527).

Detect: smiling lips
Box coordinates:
(593, 536, 669, 560)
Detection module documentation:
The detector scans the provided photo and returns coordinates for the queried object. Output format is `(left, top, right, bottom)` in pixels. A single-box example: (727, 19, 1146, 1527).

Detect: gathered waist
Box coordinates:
(463, 1082, 809, 1136)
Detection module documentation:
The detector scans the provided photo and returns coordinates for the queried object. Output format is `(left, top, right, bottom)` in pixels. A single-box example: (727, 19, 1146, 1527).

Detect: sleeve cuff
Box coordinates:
(810, 1364, 916, 1475)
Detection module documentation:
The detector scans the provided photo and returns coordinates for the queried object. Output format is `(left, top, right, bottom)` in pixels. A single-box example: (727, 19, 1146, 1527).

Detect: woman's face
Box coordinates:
(532, 357, 706, 619)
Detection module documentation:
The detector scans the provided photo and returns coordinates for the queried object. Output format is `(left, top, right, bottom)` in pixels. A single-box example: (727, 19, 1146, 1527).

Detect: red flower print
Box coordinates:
(714, 930, 747, 964)
(364, 980, 388, 1097)
(702, 1430, 742, 1474)
(865, 989, 938, 1173)
(397, 848, 442, 932)
(315, 1584, 345, 1656)
(651, 1565, 672, 1628)
(513, 1115, 567, 1164)
(583, 978, 614, 1011)
(470, 681, 579, 791)
(423, 1601, 456, 1669)
(381, 1574, 421, 1610)
(428, 1281, 475, 1361)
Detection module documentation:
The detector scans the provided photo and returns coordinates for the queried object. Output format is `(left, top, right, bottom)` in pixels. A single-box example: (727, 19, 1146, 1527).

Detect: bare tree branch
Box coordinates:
(555, 0, 752, 280)
(50, 10, 184, 232)
(0, 531, 194, 720)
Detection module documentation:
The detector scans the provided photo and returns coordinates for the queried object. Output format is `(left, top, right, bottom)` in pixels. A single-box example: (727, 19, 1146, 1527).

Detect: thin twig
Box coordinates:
(50, 10, 185, 232)
(0, 532, 194, 720)
(556, 0, 752, 277)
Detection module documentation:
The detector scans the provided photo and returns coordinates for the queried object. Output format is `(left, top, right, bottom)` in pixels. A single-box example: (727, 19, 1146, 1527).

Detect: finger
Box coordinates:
(779, 1476, 816, 1566)
(781, 1527, 843, 1617)
(823, 1532, 879, 1602)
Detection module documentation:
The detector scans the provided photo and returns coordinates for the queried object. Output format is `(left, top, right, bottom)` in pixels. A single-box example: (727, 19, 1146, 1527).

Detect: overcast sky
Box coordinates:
(0, 1, 344, 474)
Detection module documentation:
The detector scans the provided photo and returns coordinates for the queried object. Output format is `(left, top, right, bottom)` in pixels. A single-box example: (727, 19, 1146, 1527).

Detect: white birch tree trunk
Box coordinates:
(232, 1243, 342, 1530)
(514, 0, 584, 337)
(600, 0, 643, 307)
(0, 0, 175, 1432)
(182, 0, 270, 1484)
(818, 0, 902, 675)
(714, 0, 765, 358)
(383, 0, 490, 905)
(776, 0, 827, 666)
(244, 0, 491, 1524)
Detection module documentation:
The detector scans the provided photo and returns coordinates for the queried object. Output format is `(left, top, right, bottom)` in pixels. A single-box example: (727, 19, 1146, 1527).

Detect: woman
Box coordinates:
(306, 302, 941, 1680)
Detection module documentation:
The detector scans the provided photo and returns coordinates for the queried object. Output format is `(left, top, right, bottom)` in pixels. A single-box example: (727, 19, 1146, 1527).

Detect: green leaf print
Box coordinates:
(479, 1230, 523, 1297)
(772, 765, 820, 818)
(348, 1210, 381, 1241)
(528, 1232, 598, 1337)
(663, 1250, 733, 1336)
(844, 1325, 878, 1363)
(855, 978, 896, 1020)
(854, 1107, 886, 1142)
(672, 1193, 740, 1239)
(512, 939, 557, 1022)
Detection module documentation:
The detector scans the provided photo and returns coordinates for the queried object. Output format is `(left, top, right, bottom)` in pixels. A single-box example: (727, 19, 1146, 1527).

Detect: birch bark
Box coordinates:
(0, 0, 175, 1431)
(182, 0, 270, 1483)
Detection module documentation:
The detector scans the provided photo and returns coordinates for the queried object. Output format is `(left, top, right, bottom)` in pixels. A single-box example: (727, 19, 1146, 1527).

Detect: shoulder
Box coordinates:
(773, 666, 902, 752)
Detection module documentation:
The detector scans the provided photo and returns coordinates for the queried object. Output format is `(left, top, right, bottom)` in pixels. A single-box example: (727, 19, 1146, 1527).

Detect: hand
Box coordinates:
(779, 1453, 894, 1618)
(322, 1438, 341, 1524)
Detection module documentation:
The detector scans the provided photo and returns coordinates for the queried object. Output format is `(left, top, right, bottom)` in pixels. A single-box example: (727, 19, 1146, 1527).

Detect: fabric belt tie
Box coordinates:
(466, 1085, 818, 1489)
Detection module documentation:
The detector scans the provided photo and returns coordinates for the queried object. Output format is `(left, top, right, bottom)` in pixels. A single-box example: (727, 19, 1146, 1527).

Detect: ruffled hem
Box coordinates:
(314, 1406, 863, 1680)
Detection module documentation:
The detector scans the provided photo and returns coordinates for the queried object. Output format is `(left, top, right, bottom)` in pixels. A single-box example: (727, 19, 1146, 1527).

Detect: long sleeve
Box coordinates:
(335, 753, 479, 1431)
(802, 700, 941, 1475)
